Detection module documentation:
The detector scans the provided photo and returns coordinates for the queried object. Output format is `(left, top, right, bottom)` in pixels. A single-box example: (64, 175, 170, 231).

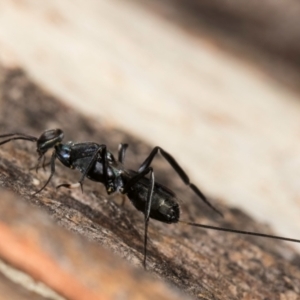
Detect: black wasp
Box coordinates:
(1, 129, 300, 269)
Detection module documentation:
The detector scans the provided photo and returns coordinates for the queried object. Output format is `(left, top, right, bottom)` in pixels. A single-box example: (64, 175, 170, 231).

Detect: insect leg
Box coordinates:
(122, 166, 154, 269)
(143, 168, 154, 269)
(138, 146, 223, 217)
(115, 144, 128, 205)
(122, 167, 152, 193)
(0, 134, 37, 146)
(77, 145, 107, 191)
(118, 143, 128, 163)
(179, 221, 300, 243)
(29, 156, 51, 173)
(32, 150, 57, 195)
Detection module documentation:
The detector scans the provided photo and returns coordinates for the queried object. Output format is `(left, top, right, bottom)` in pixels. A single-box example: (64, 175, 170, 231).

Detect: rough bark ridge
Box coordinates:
(0, 67, 300, 299)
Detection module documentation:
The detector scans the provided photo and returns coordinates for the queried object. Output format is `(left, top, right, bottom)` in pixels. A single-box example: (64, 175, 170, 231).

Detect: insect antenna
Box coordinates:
(179, 220, 300, 243)
(0, 133, 37, 146)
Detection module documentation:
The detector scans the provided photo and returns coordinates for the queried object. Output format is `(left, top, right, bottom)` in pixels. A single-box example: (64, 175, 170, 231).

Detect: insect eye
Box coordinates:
(37, 129, 64, 155)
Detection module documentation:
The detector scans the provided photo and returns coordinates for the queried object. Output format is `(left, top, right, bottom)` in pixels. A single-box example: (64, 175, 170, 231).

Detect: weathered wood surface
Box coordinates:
(0, 68, 300, 299)
(0, 190, 188, 300)
(1, 0, 300, 243)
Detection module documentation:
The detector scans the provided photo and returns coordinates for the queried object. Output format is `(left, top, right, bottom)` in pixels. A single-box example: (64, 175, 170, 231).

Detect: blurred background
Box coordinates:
(1, 0, 300, 245)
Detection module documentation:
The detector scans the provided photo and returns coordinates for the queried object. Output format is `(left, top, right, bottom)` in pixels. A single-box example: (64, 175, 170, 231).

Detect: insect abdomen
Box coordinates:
(126, 181, 180, 224)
